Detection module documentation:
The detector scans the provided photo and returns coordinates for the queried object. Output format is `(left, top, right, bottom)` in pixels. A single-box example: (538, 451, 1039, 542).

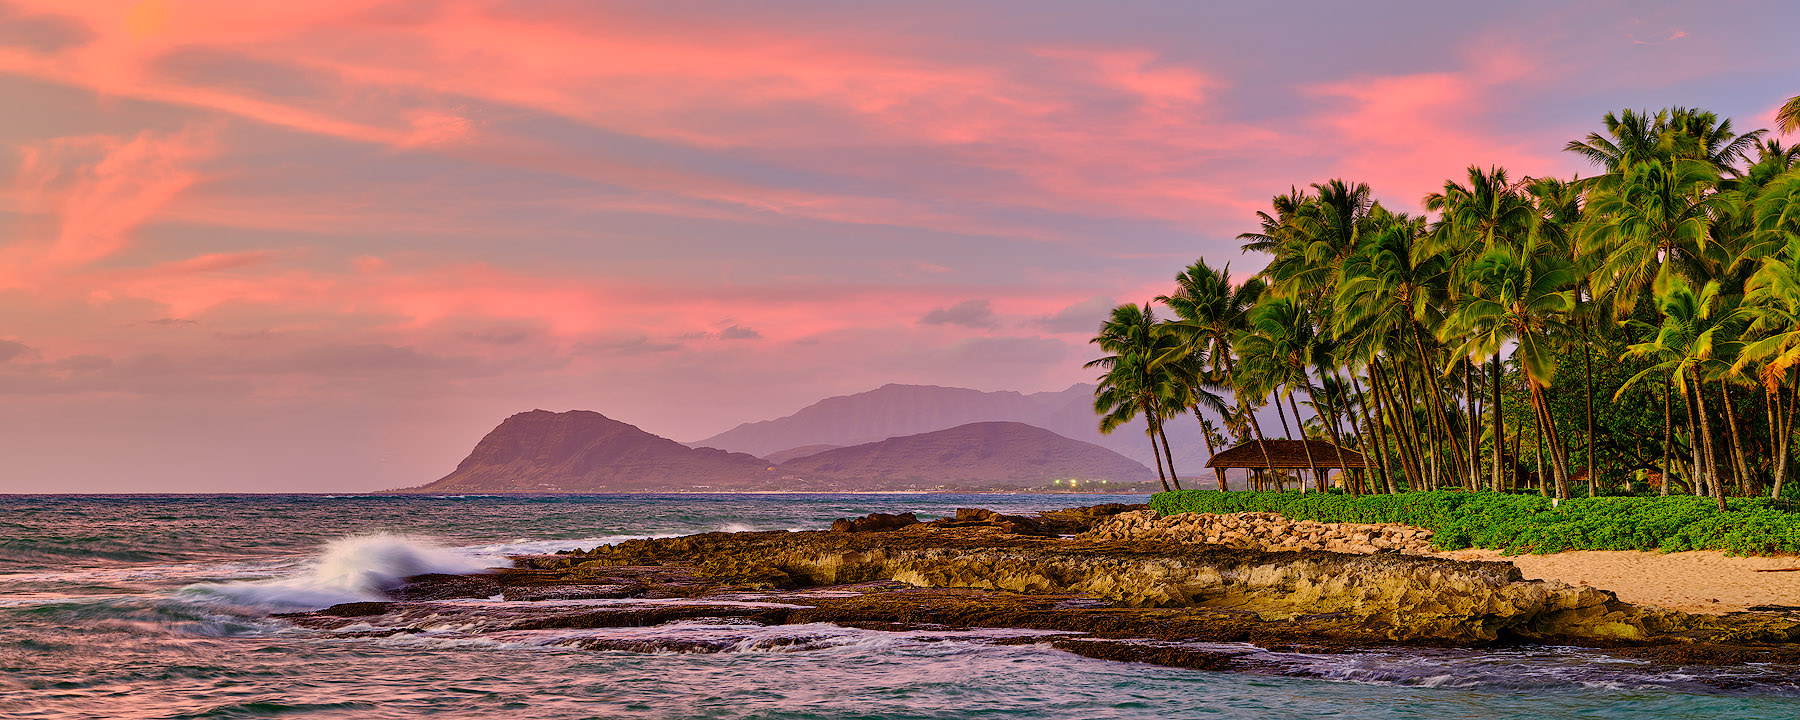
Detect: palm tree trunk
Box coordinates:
(1774, 371, 1798, 499)
(1275, 392, 1294, 440)
(1721, 383, 1749, 497)
(1690, 369, 1726, 511)
(1530, 383, 1571, 500)
(1286, 389, 1319, 491)
(1244, 407, 1274, 491)
(1582, 325, 1597, 497)
(1683, 379, 1703, 497)
(1661, 379, 1673, 497)
(1196, 410, 1227, 491)
(1464, 361, 1480, 491)
(1411, 326, 1465, 489)
(1406, 359, 1438, 488)
(1307, 378, 1351, 493)
(1147, 424, 1170, 492)
(1491, 355, 1505, 492)
(1511, 405, 1524, 493)
(1340, 371, 1374, 496)
(1219, 348, 1276, 487)
(1542, 384, 1574, 499)
(1397, 359, 1433, 489)
(1156, 418, 1182, 491)
(1532, 393, 1546, 497)
(1351, 372, 1394, 494)
(1369, 363, 1397, 489)
(1378, 359, 1422, 491)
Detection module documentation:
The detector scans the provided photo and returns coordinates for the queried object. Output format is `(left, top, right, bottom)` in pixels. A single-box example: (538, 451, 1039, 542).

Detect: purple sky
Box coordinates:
(0, 1, 1795, 492)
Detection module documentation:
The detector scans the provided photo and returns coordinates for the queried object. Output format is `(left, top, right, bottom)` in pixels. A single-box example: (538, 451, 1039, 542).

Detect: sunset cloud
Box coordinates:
(0, 1, 1789, 491)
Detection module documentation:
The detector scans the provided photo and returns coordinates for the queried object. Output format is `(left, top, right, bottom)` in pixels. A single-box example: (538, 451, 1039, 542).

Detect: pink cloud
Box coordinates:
(0, 1, 1282, 234)
(1, 126, 216, 287)
(1303, 47, 1571, 209)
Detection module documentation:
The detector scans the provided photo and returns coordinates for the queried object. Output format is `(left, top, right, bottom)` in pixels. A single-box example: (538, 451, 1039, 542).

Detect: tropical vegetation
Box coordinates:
(1149, 489, 1800, 556)
(1090, 101, 1800, 507)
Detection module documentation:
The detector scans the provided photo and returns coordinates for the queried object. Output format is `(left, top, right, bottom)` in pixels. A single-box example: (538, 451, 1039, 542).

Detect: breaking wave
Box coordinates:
(183, 534, 498, 611)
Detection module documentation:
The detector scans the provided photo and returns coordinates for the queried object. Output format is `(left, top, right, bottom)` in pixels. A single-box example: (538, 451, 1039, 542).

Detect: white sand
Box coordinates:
(1437, 548, 1800, 614)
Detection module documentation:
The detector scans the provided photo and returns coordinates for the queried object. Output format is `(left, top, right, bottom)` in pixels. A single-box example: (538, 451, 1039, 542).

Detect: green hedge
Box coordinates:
(1147, 490, 1800, 556)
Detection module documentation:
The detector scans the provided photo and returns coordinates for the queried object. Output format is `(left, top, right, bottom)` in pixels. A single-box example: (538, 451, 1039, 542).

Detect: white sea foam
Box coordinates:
(183, 534, 498, 611)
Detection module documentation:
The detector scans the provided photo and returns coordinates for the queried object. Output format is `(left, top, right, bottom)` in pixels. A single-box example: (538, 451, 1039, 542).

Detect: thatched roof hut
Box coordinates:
(1204, 440, 1366, 469)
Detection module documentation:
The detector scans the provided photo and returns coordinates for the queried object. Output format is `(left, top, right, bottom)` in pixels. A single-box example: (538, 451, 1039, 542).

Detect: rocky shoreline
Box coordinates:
(282, 505, 1800, 675)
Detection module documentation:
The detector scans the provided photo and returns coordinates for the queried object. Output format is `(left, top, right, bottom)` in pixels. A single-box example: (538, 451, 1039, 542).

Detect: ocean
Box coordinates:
(1, 493, 1795, 719)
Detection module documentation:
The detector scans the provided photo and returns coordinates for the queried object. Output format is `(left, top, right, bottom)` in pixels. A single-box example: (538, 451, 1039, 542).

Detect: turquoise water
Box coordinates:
(1, 493, 1795, 719)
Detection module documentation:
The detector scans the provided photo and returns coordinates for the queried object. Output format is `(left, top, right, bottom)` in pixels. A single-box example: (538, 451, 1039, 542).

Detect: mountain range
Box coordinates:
(776, 421, 1152, 489)
(395, 411, 1156, 493)
(693, 383, 1208, 470)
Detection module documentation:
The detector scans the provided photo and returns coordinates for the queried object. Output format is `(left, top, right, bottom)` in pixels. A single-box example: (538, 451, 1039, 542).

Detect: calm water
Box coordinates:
(1, 493, 1795, 719)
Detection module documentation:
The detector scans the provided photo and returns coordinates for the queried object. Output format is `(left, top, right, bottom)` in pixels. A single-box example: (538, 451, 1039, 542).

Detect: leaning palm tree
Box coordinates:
(1158, 260, 1274, 485)
(1439, 245, 1581, 499)
(1088, 303, 1186, 491)
(1236, 297, 1327, 489)
(1164, 351, 1235, 490)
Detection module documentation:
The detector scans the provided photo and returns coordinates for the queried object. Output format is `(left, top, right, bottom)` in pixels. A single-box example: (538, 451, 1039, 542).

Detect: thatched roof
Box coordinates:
(1204, 440, 1367, 470)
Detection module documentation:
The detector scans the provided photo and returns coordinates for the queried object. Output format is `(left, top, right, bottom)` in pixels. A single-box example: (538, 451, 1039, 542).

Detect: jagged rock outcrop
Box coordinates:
(1081, 510, 1435, 555)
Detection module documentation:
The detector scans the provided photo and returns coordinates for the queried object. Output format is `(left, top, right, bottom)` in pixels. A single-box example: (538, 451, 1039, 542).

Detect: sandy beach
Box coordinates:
(1438, 548, 1800, 614)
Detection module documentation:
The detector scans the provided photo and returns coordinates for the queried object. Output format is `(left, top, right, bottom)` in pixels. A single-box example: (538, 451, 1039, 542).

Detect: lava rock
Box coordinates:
(831, 512, 920, 533)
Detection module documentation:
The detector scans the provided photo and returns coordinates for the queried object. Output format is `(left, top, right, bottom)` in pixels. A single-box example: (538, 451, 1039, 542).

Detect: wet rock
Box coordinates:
(831, 512, 920, 533)
(920, 508, 1054, 536)
(316, 601, 394, 617)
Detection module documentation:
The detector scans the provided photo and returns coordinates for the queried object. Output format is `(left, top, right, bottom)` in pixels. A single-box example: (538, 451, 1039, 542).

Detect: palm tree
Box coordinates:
(1439, 244, 1581, 499)
(1568, 107, 1761, 172)
(1529, 175, 1604, 496)
(1163, 347, 1235, 490)
(1618, 275, 1745, 510)
(1739, 172, 1800, 497)
(1426, 165, 1536, 491)
(1579, 156, 1724, 318)
(1089, 303, 1186, 491)
(1158, 260, 1272, 488)
(1779, 95, 1800, 135)
(1236, 297, 1328, 489)
(1334, 208, 1449, 490)
(1565, 109, 1670, 172)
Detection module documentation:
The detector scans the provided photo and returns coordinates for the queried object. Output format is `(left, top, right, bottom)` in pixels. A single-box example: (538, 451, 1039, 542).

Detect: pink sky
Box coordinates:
(0, 1, 1795, 492)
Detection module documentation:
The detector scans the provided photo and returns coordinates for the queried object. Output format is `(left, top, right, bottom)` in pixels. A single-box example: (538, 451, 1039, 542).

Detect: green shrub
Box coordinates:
(1147, 490, 1800, 556)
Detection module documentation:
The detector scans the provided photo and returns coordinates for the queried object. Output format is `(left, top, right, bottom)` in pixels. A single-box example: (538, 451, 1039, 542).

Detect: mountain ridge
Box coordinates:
(777, 421, 1153, 489)
(694, 383, 1208, 469)
(395, 409, 1157, 493)
(393, 409, 779, 493)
